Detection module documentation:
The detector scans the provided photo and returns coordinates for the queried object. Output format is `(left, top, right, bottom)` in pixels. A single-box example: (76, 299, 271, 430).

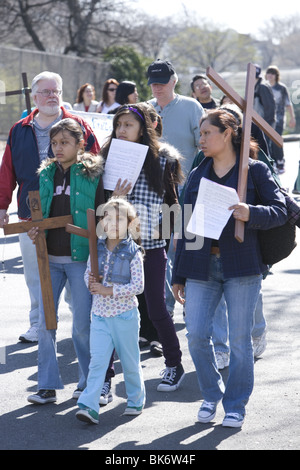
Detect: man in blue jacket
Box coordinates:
(0, 71, 100, 343)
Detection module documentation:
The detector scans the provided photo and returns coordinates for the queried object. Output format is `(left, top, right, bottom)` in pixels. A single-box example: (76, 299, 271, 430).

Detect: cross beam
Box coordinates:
(66, 209, 99, 281)
(0, 72, 32, 116)
(4, 191, 73, 330)
(206, 63, 283, 242)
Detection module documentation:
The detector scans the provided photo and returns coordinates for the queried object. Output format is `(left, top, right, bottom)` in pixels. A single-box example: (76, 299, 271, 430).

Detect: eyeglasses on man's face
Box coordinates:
(36, 89, 62, 97)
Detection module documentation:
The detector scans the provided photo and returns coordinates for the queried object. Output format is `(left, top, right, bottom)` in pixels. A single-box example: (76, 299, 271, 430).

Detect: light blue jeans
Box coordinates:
(185, 255, 262, 417)
(38, 260, 91, 391)
(78, 309, 145, 415)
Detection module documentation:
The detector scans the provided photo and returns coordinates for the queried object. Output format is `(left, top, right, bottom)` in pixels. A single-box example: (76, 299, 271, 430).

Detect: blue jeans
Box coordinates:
(213, 291, 266, 352)
(212, 296, 229, 354)
(38, 260, 91, 391)
(185, 255, 262, 416)
(78, 309, 145, 415)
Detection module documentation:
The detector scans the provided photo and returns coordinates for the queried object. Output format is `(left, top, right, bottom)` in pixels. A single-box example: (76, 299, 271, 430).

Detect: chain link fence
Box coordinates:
(0, 46, 111, 139)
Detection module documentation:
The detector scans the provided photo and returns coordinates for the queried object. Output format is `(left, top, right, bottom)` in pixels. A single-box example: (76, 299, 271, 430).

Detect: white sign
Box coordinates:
(187, 177, 239, 240)
(71, 110, 113, 146)
(102, 138, 148, 194)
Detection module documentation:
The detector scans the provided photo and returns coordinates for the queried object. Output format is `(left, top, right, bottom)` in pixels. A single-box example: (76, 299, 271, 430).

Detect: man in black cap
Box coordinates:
(147, 59, 204, 178)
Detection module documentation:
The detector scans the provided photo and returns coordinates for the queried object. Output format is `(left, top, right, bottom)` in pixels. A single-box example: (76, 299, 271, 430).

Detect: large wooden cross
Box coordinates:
(0, 72, 32, 115)
(206, 63, 283, 242)
(66, 209, 99, 281)
(3, 191, 72, 330)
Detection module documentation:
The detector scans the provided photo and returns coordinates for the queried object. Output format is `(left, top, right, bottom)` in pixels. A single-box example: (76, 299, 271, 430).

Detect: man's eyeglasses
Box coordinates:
(36, 89, 62, 97)
(108, 88, 117, 92)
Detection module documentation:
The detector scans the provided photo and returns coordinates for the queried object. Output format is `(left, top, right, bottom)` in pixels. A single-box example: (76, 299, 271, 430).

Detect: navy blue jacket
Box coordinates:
(172, 156, 287, 284)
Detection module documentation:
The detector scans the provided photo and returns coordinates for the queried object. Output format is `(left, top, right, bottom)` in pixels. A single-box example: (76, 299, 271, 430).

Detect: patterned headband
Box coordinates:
(127, 106, 145, 122)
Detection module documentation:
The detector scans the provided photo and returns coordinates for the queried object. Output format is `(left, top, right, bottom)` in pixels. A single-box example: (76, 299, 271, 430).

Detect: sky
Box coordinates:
(136, 0, 299, 35)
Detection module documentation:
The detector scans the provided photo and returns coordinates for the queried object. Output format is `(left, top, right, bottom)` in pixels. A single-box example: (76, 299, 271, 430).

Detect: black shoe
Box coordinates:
(27, 389, 56, 404)
(150, 341, 163, 357)
(157, 363, 185, 392)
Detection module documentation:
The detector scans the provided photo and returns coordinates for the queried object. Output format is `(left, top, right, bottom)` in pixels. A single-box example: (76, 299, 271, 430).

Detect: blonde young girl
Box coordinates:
(76, 197, 145, 424)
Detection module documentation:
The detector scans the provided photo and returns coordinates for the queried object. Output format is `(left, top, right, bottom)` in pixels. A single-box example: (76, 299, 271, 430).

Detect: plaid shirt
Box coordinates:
(128, 156, 167, 250)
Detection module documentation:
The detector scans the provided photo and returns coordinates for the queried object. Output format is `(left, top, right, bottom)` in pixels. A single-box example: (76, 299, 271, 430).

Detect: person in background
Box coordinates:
(265, 65, 296, 174)
(253, 65, 276, 156)
(191, 74, 219, 110)
(108, 81, 139, 114)
(97, 78, 119, 114)
(73, 83, 98, 113)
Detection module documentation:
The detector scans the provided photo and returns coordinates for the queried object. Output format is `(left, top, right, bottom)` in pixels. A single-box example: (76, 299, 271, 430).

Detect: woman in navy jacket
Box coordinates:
(172, 109, 287, 428)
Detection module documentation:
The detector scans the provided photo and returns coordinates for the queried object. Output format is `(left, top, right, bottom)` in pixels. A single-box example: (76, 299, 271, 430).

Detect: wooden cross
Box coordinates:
(66, 209, 99, 281)
(0, 72, 32, 115)
(206, 63, 283, 242)
(3, 191, 72, 330)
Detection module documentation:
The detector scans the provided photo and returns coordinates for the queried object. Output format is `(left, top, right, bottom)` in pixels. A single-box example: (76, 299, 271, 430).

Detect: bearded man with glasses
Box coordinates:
(0, 71, 100, 343)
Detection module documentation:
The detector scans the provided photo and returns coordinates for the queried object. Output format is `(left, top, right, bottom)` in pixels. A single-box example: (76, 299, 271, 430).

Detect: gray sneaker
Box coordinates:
(197, 400, 219, 423)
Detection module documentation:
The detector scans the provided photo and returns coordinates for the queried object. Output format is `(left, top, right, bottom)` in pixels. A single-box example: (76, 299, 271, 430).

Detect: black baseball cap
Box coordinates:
(147, 59, 175, 85)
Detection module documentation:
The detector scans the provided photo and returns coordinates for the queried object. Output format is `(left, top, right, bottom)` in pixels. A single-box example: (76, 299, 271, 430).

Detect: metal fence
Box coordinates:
(0, 46, 111, 138)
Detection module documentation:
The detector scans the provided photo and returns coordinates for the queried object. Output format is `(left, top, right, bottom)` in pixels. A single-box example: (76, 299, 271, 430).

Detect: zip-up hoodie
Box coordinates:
(38, 153, 104, 262)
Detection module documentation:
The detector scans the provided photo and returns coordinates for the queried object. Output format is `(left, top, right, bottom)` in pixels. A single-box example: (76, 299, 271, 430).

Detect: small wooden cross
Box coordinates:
(66, 209, 99, 281)
(3, 191, 72, 330)
(0, 72, 32, 115)
(206, 63, 283, 242)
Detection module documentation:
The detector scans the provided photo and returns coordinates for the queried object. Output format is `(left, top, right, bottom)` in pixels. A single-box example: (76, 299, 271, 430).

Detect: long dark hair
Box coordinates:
(200, 109, 259, 160)
(101, 104, 164, 196)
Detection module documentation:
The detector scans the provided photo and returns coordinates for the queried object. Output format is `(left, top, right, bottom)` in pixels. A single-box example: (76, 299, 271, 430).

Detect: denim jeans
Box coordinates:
(38, 260, 91, 391)
(78, 309, 145, 414)
(212, 296, 229, 354)
(213, 291, 266, 352)
(185, 255, 262, 416)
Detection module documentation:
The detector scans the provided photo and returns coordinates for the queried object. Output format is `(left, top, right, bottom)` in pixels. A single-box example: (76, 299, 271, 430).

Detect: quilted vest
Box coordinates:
(39, 162, 100, 261)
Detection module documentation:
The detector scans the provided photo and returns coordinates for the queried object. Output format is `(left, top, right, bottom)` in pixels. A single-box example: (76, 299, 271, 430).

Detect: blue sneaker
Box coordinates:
(197, 401, 218, 423)
(222, 413, 244, 428)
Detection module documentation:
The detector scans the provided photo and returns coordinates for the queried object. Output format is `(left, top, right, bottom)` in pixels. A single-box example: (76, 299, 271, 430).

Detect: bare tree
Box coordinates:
(0, 0, 139, 56)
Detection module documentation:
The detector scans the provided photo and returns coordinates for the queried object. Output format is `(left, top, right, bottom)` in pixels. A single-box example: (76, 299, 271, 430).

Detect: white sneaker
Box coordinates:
(215, 351, 230, 370)
(253, 330, 267, 358)
(222, 413, 244, 428)
(19, 326, 38, 343)
(197, 401, 219, 423)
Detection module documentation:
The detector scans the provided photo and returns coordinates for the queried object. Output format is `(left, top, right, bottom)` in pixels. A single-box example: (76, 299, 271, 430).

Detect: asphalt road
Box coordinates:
(0, 141, 299, 452)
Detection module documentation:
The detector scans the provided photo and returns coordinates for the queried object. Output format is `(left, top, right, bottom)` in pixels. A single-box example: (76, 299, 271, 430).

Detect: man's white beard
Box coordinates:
(38, 103, 61, 116)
